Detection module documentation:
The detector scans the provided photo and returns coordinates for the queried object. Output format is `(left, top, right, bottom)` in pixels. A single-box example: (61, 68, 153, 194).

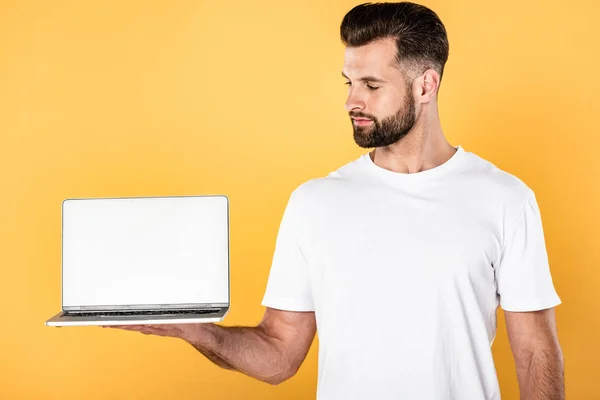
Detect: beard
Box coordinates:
(351, 92, 416, 148)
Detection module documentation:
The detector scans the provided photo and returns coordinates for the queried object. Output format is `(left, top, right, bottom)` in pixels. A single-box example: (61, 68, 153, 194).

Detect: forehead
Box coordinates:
(342, 37, 399, 79)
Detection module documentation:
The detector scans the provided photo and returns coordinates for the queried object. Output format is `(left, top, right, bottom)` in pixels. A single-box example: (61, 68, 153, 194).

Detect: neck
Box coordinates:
(369, 106, 455, 174)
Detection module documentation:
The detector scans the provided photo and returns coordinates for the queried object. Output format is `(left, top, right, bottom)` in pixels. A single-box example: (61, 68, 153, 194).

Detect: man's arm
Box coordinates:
(504, 307, 564, 400)
(110, 307, 317, 385)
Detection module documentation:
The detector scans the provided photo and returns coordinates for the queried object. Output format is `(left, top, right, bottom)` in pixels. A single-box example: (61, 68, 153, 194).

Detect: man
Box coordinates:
(113, 2, 564, 399)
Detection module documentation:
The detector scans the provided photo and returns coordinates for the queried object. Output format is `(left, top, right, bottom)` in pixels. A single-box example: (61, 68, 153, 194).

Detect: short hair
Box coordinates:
(340, 2, 449, 83)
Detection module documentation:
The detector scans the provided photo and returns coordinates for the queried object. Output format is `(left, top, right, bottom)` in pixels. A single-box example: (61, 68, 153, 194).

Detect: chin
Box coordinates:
(353, 132, 372, 148)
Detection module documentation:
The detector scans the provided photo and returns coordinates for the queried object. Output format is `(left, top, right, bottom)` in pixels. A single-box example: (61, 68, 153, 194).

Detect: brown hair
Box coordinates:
(340, 2, 449, 83)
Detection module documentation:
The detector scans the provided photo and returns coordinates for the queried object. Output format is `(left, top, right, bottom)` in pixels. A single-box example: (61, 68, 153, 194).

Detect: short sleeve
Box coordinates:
(261, 188, 314, 311)
(495, 189, 562, 312)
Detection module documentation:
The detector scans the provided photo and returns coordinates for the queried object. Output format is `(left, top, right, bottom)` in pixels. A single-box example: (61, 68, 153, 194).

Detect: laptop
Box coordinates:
(46, 195, 230, 326)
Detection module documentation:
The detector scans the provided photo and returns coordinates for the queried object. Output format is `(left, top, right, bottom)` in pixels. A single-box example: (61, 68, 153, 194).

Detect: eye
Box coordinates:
(344, 81, 379, 91)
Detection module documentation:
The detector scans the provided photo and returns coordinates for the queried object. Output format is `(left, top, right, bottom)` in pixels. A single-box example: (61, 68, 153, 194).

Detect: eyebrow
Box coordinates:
(341, 71, 387, 83)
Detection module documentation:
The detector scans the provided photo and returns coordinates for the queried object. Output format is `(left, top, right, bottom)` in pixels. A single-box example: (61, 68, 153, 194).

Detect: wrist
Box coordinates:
(183, 323, 218, 349)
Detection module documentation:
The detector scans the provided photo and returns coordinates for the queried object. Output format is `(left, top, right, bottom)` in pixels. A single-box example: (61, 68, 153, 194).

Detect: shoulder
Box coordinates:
(460, 149, 536, 217)
(287, 154, 368, 204)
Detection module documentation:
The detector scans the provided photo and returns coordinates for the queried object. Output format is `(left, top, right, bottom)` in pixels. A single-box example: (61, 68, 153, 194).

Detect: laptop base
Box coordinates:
(45, 308, 228, 326)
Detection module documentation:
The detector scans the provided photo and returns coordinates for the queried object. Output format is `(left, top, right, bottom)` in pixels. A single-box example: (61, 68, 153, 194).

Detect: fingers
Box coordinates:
(139, 325, 171, 336)
(102, 324, 178, 337)
(103, 325, 143, 331)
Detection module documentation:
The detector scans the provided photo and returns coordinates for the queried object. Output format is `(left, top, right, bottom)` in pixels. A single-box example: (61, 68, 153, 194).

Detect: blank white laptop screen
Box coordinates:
(62, 196, 229, 308)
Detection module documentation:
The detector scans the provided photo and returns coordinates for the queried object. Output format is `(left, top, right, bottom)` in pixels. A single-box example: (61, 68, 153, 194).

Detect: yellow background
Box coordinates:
(1, 0, 598, 398)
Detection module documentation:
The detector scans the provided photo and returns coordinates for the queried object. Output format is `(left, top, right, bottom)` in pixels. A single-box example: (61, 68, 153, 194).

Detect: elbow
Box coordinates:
(263, 376, 287, 386)
(262, 363, 300, 386)
(263, 375, 292, 386)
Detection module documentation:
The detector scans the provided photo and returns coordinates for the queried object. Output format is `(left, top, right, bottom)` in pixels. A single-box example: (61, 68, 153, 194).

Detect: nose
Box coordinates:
(345, 89, 366, 112)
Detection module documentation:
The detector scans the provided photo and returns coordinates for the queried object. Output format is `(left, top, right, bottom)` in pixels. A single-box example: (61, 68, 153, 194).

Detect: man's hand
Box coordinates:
(106, 323, 233, 370)
(105, 323, 209, 344)
(103, 308, 317, 385)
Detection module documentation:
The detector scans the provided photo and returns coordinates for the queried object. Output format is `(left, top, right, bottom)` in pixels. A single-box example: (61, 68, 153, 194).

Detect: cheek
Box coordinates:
(373, 93, 402, 117)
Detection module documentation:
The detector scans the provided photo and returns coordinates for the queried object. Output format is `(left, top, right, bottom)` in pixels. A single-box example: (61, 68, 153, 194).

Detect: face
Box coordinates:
(343, 38, 417, 148)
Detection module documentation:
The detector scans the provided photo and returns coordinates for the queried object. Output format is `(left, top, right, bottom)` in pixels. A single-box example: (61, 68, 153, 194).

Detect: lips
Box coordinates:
(352, 118, 373, 126)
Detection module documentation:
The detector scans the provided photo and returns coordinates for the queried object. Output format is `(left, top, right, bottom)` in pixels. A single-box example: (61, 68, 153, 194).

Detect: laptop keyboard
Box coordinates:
(64, 309, 219, 317)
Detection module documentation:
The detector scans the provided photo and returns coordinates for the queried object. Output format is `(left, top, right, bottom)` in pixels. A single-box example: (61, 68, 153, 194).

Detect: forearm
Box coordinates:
(517, 347, 564, 400)
(184, 324, 291, 384)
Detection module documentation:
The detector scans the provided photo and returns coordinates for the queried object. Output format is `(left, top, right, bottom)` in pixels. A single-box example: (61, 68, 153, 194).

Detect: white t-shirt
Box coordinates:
(261, 145, 561, 400)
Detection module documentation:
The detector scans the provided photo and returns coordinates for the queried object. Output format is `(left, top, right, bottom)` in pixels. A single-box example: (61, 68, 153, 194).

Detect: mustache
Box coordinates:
(349, 112, 375, 120)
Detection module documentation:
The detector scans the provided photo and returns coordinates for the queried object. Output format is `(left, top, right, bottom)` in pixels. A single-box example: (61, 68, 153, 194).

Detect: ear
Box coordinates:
(414, 69, 440, 103)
